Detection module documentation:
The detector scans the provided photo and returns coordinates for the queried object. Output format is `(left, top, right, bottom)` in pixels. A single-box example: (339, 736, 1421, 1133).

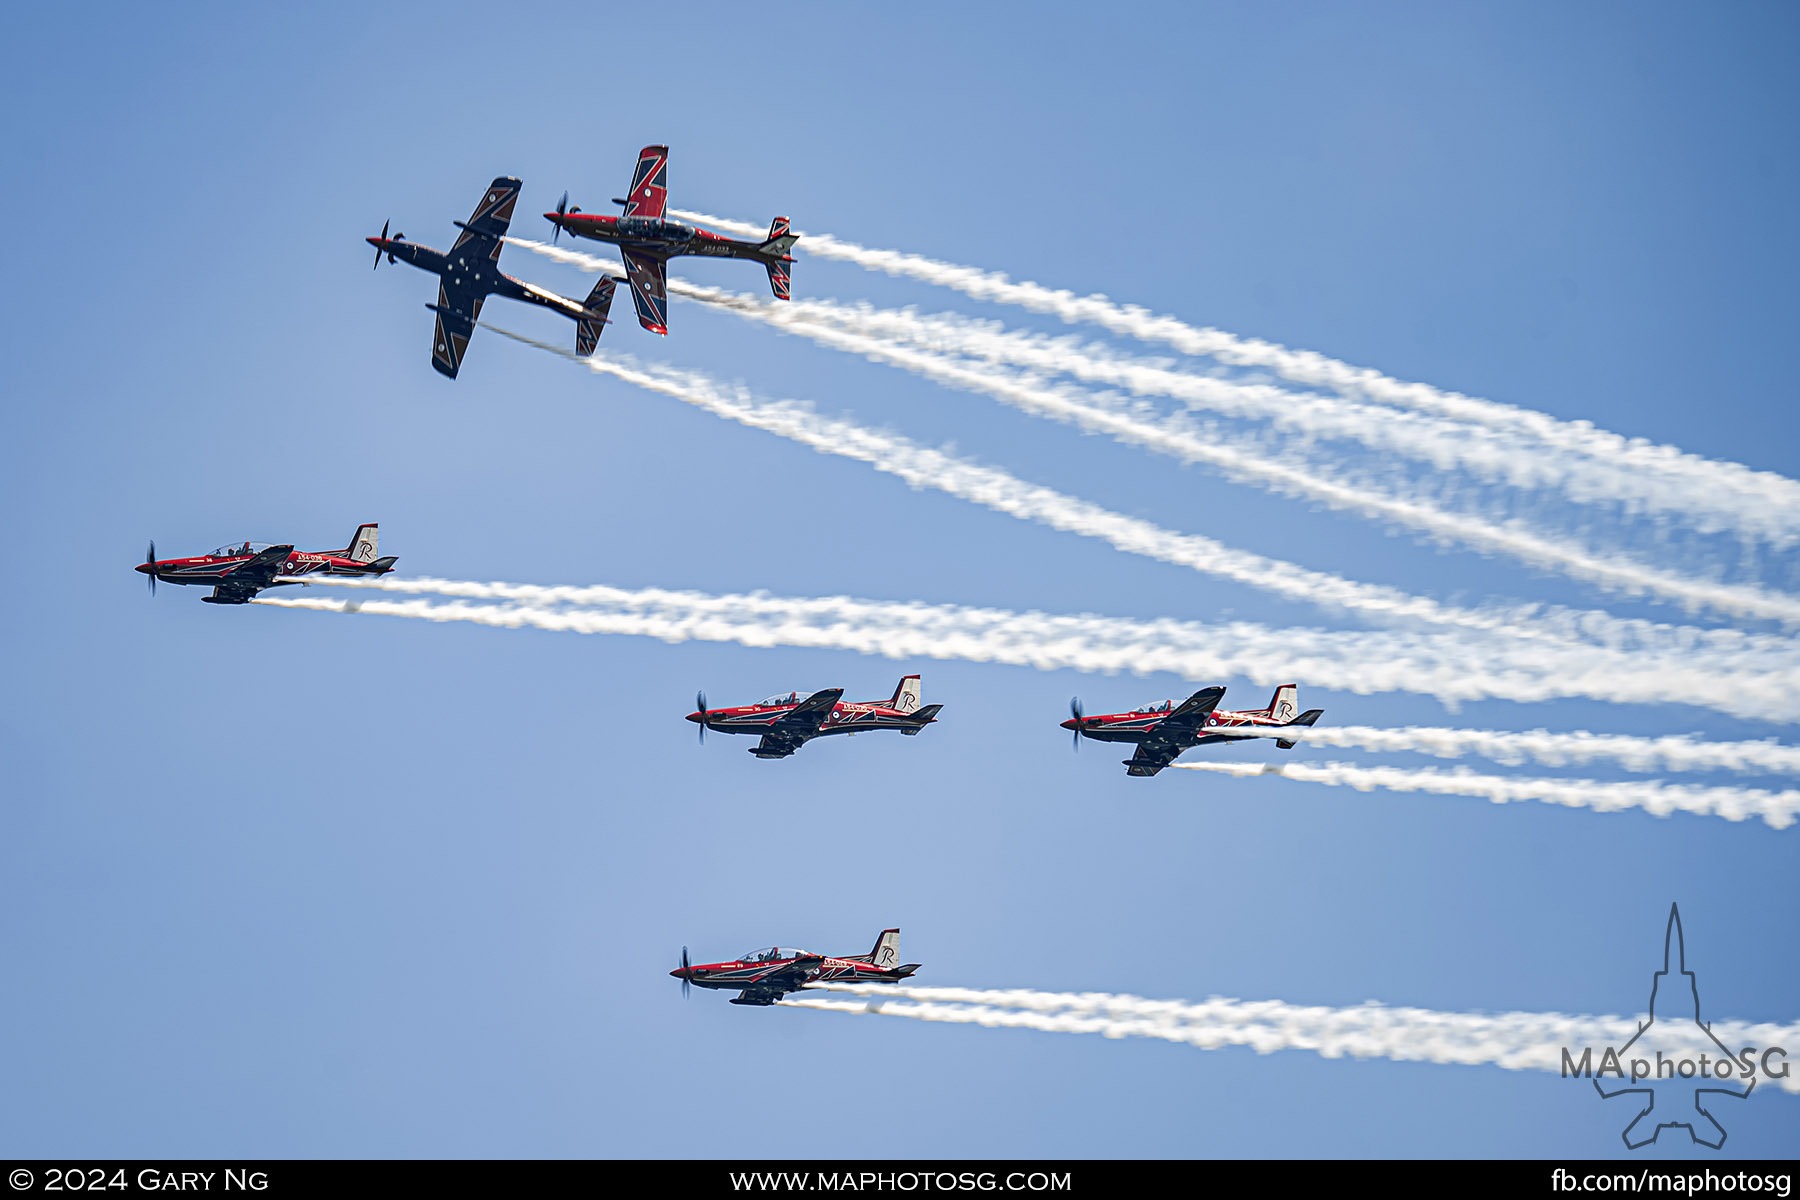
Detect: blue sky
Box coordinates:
(2, 1, 1796, 1160)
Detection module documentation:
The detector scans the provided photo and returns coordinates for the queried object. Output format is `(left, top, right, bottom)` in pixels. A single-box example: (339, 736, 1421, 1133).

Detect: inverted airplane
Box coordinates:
(368, 176, 618, 378)
(544, 144, 798, 335)
(672, 928, 921, 1007)
(1062, 684, 1325, 777)
(687, 675, 943, 759)
(136, 523, 397, 605)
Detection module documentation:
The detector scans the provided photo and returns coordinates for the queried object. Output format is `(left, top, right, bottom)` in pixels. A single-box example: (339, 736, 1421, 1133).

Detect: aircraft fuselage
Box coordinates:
(548, 213, 773, 264)
(367, 236, 588, 320)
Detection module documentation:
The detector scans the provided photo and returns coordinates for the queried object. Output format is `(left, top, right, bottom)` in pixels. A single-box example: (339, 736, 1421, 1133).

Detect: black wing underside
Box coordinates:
(750, 689, 845, 759)
(731, 956, 825, 1004)
(1123, 686, 1225, 777)
(432, 281, 486, 378)
(620, 247, 669, 334)
(205, 545, 296, 604)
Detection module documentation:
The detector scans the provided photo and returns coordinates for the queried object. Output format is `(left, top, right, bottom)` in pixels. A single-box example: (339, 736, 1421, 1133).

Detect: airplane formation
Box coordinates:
(141, 144, 1333, 1007)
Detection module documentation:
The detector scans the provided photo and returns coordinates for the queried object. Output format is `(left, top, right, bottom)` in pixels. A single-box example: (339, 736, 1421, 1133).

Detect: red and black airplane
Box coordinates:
(544, 144, 798, 335)
(687, 675, 943, 759)
(368, 176, 618, 378)
(1062, 684, 1325, 777)
(672, 929, 921, 1007)
(136, 523, 397, 605)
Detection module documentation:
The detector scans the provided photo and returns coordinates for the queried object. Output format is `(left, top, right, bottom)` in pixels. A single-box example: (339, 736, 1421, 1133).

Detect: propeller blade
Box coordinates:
(552, 192, 568, 244)
(373, 219, 388, 270)
(1069, 696, 1084, 752)
(145, 540, 157, 597)
(680, 945, 692, 998)
(696, 690, 707, 745)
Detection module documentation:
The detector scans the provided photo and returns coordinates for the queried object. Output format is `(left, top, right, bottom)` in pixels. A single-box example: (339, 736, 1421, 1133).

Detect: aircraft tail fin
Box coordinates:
(1275, 708, 1324, 750)
(884, 674, 922, 714)
(901, 703, 942, 735)
(854, 928, 902, 970)
(1264, 684, 1299, 724)
(760, 217, 796, 300)
(576, 277, 619, 356)
(340, 523, 379, 564)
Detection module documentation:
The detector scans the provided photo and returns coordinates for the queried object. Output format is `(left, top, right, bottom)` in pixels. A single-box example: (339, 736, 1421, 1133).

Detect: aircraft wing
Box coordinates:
(620, 247, 670, 335)
(451, 177, 520, 253)
(223, 544, 296, 587)
(750, 689, 845, 759)
(1122, 741, 1185, 778)
(1121, 687, 1225, 776)
(622, 145, 669, 219)
(430, 280, 486, 379)
(775, 688, 844, 732)
(1152, 686, 1226, 740)
(730, 955, 826, 1004)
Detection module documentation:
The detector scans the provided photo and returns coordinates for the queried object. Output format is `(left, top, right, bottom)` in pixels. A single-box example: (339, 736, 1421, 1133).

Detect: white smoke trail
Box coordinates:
(676, 291, 1800, 626)
(1169, 759, 1799, 829)
(1192, 724, 1800, 778)
(484, 323, 1800, 665)
(484, 324, 1693, 650)
(503, 240, 1800, 626)
(658, 212, 1800, 541)
(784, 983, 1800, 1095)
(259, 580, 1800, 722)
(736, 299, 1792, 547)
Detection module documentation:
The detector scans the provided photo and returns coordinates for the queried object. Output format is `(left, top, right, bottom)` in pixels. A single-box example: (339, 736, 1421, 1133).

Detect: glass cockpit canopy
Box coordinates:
(616, 216, 695, 242)
(1131, 700, 1176, 714)
(210, 541, 274, 557)
(740, 946, 809, 963)
(756, 691, 813, 708)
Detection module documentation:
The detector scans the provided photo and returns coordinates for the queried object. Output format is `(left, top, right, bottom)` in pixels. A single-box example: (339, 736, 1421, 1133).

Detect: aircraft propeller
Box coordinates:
(144, 540, 157, 597)
(677, 945, 692, 999)
(372, 220, 403, 269)
(1069, 696, 1084, 752)
(551, 193, 569, 244)
(695, 690, 707, 745)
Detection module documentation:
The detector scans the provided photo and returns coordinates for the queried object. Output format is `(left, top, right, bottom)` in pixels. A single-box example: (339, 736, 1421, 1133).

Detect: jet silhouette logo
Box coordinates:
(1578, 905, 1756, 1149)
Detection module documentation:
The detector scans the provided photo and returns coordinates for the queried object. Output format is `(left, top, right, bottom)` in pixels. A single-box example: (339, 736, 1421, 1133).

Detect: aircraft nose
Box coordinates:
(1059, 718, 1079, 730)
(542, 211, 562, 225)
(685, 711, 704, 724)
(135, 562, 154, 575)
(669, 967, 689, 979)
(365, 236, 382, 248)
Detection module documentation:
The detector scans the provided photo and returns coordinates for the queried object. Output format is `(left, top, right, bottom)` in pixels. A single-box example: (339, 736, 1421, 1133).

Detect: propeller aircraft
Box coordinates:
(137, 523, 397, 605)
(688, 675, 943, 759)
(545, 144, 798, 335)
(672, 929, 920, 1007)
(369, 177, 618, 378)
(1063, 684, 1325, 777)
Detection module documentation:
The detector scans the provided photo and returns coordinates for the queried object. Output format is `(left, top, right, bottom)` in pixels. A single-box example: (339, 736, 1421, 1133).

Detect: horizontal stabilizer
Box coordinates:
(576, 276, 618, 356)
(1275, 708, 1325, 750)
(900, 703, 943, 734)
(760, 215, 798, 257)
(764, 258, 791, 301)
